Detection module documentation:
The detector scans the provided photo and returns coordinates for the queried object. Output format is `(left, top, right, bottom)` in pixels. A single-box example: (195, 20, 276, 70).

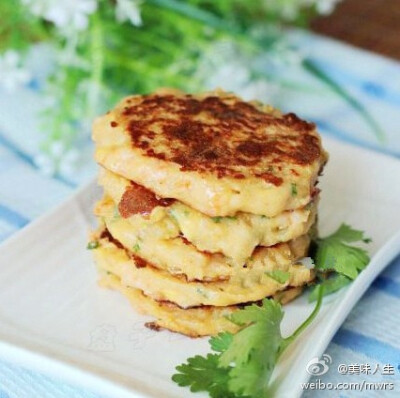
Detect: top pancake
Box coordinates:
(93, 88, 327, 217)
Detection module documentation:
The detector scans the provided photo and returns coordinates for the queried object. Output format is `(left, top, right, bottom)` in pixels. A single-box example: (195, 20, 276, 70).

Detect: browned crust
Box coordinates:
(113, 92, 322, 183)
(118, 181, 175, 218)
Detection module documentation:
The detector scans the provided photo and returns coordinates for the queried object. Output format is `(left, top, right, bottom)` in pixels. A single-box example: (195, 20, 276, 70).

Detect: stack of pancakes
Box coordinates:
(90, 89, 327, 337)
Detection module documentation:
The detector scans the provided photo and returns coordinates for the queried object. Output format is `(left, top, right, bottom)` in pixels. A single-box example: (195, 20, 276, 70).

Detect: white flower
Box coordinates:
(269, 41, 305, 66)
(205, 63, 250, 92)
(239, 80, 280, 102)
(59, 149, 80, 177)
(34, 141, 80, 178)
(0, 50, 31, 92)
(316, 0, 342, 15)
(195, 39, 281, 103)
(22, 0, 98, 31)
(115, 0, 142, 26)
(34, 153, 56, 176)
(195, 40, 250, 92)
(262, 0, 340, 21)
(49, 141, 66, 158)
(298, 257, 315, 269)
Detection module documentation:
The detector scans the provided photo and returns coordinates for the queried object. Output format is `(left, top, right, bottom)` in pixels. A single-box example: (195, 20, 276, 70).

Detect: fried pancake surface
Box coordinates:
(95, 198, 312, 282)
(99, 272, 304, 337)
(98, 168, 318, 266)
(92, 231, 314, 308)
(93, 88, 327, 217)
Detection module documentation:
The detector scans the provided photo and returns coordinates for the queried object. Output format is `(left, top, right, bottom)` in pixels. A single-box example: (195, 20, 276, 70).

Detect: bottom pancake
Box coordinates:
(92, 229, 314, 307)
(98, 270, 305, 337)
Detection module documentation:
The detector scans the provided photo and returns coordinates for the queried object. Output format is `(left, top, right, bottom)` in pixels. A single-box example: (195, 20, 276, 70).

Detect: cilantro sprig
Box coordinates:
(172, 223, 371, 397)
(173, 286, 324, 398)
(309, 223, 371, 301)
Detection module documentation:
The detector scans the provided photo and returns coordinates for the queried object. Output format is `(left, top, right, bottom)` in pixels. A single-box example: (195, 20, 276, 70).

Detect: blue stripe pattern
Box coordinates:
(0, 204, 29, 228)
(311, 59, 400, 106)
(333, 329, 400, 366)
(0, 131, 36, 168)
(312, 119, 399, 158)
(0, 131, 76, 188)
(372, 276, 400, 299)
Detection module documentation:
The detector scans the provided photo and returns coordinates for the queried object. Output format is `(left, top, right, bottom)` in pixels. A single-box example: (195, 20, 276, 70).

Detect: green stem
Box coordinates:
(105, 50, 191, 85)
(278, 284, 324, 356)
(87, 13, 104, 119)
(302, 58, 385, 143)
(146, 0, 241, 33)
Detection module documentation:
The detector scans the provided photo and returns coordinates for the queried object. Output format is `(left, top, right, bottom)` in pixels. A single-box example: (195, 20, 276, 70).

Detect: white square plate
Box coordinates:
(1, 136, 400, 398)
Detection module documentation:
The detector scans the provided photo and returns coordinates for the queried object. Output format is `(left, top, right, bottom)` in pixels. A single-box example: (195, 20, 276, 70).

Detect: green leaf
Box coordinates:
(212, 217, 223, 223)
(302, 59, 385, 143)
(172, 354, 236, 398)
(133, 243, 141, 252)
(314, 223, 371, 279)
(265, 270, 290, 284)
(209, 332, 233, 353)
(219, 300, 284, 397)
(228, 360, 269, 397)
(309, 273, 352, 302)
(328, 224, 371, 243)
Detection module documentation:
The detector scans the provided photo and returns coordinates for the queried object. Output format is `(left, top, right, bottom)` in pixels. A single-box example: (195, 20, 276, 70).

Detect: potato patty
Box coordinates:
(92, 229, 314, 308)
(98, 167, 318, 266)
(99, 272, 304, 337)
(95, 198, 312, 282)
(93, 88, 327, 217)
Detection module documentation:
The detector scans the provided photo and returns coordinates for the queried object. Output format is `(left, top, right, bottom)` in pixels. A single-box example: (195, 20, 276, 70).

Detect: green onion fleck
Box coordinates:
(265, 270, 290, 284)
(87, 241, 99, 250)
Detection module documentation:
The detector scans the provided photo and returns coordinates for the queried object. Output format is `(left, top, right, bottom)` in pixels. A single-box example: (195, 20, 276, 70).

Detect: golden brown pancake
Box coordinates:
(98, 268, 305, 337)
(94, 198, 312, 282)
(98, 167, 318, 266)
(92, 229, 314, 308)
(93, 88, 327, 217)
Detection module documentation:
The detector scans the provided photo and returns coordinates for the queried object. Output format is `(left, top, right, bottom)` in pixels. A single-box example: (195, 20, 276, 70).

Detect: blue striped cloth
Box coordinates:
(0, 31, 399, 397)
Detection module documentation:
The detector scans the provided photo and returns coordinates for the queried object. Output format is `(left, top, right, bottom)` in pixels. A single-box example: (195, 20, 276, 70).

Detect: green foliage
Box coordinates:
(314, 223, 371, 279)
(0, 1, 49, 51)
(172, 354, 236, 398)
(220, 300, 284, 397)
(209, 332, 233, 353)
(308, 223, 371, 301)
(173, 288, 324, 398)
(309, 273, 352, 302)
